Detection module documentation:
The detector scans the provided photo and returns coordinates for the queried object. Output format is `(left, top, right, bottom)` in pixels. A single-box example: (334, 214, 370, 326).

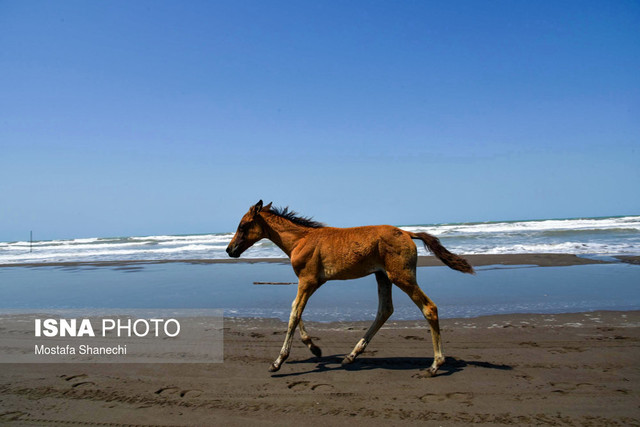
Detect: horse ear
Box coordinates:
(251, 200, 263, 214)
(263, 202, 273, 211)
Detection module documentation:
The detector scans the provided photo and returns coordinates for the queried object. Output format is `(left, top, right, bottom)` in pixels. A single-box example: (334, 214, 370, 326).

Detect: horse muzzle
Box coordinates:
(226, 244, 241, 258)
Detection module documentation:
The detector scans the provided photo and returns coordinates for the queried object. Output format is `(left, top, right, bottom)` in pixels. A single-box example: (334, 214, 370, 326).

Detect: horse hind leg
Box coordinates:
(298, 319, 322, 357)
(343, 271, 393, 365)
(389, 272, 444, 377)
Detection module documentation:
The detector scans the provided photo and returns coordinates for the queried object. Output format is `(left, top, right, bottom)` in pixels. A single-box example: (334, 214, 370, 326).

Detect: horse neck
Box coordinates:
(260, 213, 309, 257)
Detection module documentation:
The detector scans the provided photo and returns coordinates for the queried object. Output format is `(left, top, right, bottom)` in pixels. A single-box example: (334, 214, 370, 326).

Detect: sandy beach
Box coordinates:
(1, 310, 638, 426)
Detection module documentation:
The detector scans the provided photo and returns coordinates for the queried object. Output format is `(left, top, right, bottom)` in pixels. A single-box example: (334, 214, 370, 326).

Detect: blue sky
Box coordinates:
(1, 1, 639, 241)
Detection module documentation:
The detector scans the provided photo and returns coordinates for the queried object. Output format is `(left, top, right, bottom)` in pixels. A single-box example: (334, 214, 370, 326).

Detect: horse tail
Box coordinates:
(408, 232, 475, 274)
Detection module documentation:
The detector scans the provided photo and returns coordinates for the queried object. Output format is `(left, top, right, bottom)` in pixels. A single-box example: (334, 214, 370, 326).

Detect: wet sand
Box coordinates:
(1, 311, 638, 426)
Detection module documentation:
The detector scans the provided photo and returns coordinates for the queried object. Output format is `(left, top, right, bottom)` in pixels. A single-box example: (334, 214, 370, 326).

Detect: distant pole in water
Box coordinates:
(30, 231, 33, 253)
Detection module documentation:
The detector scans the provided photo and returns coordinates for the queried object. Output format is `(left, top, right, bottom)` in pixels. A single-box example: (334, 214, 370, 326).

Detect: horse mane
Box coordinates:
(268, 206, 326, 228)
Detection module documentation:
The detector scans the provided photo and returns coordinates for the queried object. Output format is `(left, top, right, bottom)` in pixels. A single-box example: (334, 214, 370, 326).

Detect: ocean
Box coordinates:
(1, 216, 638, 321)
(1, 261, 639, 321)
(1, 216, 639, 264)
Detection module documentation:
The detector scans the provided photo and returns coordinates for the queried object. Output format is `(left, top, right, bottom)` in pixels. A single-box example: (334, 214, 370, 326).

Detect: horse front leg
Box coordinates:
(269, 279, 319, 372)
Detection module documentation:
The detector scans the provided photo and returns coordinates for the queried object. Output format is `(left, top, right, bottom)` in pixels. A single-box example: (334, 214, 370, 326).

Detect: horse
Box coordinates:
(226, 200, 474, 376)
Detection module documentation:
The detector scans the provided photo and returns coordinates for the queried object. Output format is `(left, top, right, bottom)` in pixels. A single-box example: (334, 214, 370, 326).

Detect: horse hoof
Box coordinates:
(268, 363, 280, 372)
(341, 355, 354, 365)
(424, 366, 438, 377)
(310, 345, 322, 358)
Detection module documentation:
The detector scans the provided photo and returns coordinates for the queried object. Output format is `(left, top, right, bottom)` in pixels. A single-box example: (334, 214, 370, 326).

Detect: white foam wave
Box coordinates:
(402, 216, 640, 237)
(1, 216, 638, 264)
(460, 242, 637, 255)
(130, 234, 235, 243)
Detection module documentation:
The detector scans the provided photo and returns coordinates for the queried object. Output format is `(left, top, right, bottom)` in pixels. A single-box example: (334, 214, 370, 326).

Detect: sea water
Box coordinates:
(0, 262, 638, 321)
(1, 216, 639, 264)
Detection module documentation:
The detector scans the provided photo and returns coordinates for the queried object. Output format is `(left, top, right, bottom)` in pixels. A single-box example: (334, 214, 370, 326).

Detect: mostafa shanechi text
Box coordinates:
(35, 343, 128, 355)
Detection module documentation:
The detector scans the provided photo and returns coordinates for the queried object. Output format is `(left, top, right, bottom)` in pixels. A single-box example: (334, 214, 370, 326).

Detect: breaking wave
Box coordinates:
(1, 216, 638, 264)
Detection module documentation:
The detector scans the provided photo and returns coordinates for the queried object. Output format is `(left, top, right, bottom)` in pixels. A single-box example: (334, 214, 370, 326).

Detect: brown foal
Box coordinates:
(226, 200, 474, 376)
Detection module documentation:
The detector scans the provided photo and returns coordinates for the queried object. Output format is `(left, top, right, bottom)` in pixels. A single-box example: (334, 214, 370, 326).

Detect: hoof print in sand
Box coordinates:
(179, 389, 203, 398)
(155, 386, 203, 398)
(61, 373, 88, 381)
(548, 382, 600, 393)
(420, 392, 474, 406)
(0, 411, 27, 421)
(287, 380, 334, 391)
(72, 381, 96, 388)
(155, 386, 180, 395)
(60, 374, 96, 389)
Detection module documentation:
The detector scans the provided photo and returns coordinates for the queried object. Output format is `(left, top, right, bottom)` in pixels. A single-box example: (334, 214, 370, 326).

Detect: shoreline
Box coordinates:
(1, 253, 638, 269)
(1, 310, 638, 425)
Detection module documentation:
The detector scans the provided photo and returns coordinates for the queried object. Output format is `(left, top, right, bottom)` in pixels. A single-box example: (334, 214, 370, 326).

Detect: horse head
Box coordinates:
(226, 200, 272, 258)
